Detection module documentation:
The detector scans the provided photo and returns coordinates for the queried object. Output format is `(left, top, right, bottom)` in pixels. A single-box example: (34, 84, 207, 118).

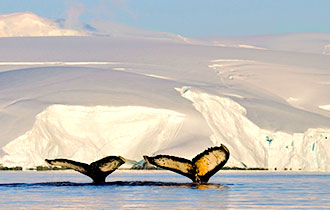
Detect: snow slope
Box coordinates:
(0, 12, 330, 170)
(202, 33, 330, 55)
(87, 19, 193, 42)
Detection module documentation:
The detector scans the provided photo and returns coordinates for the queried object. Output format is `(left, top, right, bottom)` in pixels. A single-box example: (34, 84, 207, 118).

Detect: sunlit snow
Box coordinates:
(0, 12, 330, 171)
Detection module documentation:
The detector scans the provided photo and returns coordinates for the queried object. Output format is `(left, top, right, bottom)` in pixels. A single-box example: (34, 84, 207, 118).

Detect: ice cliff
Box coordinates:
(1, 105, 185, 168)
(176, 87, 330, 171)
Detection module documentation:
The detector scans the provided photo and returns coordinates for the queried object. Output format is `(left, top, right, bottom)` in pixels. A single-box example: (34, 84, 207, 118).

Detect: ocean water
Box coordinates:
(0, 170, 329, 209)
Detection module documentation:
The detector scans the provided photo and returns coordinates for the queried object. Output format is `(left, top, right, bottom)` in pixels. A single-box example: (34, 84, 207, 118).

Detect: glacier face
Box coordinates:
(176, 87, 330, 171)
(1, 105, 185, 168)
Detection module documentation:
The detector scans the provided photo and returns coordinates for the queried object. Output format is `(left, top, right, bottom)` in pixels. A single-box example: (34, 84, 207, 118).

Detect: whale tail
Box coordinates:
(45, 156, 126, 183)
(144, 144, 230, 183)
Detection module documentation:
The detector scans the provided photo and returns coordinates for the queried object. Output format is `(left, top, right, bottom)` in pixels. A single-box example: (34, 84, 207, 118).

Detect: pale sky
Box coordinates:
(1, 0, 330, 37)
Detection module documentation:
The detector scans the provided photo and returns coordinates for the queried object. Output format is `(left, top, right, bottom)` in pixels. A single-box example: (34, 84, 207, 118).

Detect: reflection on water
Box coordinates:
(0, 170, 329, 209)
(0, 181, 227, 190)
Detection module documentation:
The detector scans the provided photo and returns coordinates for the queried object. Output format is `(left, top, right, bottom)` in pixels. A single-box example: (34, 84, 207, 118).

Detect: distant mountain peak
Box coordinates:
(0, 12, 86, 37)
(0, 12, 195, 43)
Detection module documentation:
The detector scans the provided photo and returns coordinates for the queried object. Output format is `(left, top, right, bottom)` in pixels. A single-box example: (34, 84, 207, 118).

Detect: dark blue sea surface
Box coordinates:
(0, 170, 329, 209)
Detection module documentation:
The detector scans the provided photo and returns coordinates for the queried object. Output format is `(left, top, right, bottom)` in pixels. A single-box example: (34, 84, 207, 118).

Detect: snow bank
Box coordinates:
(0, 105, 185, 168)
(323, 44, 330, 55)
(319, 105, 330, 111)
(176, 87, 330, 170)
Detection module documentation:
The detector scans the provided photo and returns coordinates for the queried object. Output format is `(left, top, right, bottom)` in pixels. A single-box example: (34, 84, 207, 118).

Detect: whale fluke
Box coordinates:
(144, 144, 229, 183)
(45, 156, 126, 183)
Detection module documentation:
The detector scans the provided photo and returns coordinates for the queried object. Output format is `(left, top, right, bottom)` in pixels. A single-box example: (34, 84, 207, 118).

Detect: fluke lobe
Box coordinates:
(144, 144, 230, 183)
(45, 156, 126, 183)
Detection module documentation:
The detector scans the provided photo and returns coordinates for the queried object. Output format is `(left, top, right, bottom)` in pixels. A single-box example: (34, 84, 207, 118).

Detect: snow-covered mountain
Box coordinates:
(0, 12, 329, 171)
(0, 12, 192, 43)
(0, 12, 85, 37)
